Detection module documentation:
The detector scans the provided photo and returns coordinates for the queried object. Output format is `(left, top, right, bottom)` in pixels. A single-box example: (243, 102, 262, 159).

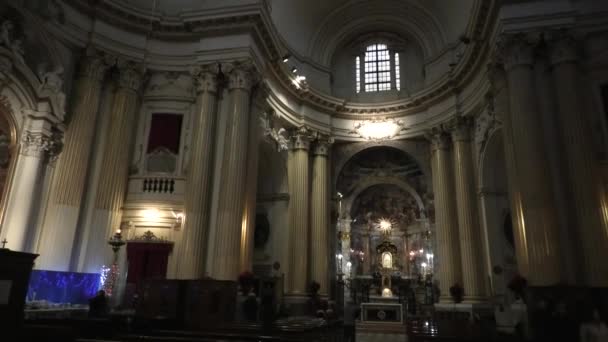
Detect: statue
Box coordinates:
(10, 38, 25, 64)
(38, 64, 66, 120)
(1, 20, 13, 48)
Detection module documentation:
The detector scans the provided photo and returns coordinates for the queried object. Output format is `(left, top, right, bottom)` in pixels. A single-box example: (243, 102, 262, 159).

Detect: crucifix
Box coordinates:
(1, 238, 7, 248)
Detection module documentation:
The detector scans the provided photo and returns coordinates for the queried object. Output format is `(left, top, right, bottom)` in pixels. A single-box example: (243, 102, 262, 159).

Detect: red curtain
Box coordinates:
(126, 242, 173, 288)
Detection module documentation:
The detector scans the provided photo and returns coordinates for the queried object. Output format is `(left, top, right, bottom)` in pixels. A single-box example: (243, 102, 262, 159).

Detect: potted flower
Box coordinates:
(449, 282, 464, 303)
(507, 274, 527, 302)
(238, 271, 255, 295)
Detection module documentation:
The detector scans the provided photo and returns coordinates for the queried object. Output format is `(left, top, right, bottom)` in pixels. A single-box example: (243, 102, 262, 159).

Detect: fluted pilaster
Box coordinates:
(451, 118, 486, 302)
(177, 64, 219, 279)
(287, 127, 313, 295)
(500, 35, 561, 285)
(549, 33, 608, 286)
(239, 90, 268, 273)
(37, 49, 112, 271)
(488, 64, 528, 280)
(80, 61, 143, 272)
(429, 131, 462, 302)
(209, 61, 256, 280)
(362, 233, 371, 275)
(310, 136, 332, 296)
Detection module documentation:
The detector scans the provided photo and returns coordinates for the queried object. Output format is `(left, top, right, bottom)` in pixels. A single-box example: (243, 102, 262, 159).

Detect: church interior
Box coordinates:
(0, 0, 607, 341)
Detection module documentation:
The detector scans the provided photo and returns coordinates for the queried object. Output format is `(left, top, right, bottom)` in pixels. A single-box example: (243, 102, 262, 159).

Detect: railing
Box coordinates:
(142, 177, 175, 194)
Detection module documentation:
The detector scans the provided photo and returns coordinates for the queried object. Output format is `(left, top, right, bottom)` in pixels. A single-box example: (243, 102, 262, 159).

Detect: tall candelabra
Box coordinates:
(104, 229, 126, 297)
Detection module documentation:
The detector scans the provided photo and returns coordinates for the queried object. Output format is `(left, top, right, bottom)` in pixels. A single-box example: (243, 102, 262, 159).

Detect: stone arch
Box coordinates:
(332, 140, 431, 190)
(0, 96, 19, 225)
(343, 176, 425, 218)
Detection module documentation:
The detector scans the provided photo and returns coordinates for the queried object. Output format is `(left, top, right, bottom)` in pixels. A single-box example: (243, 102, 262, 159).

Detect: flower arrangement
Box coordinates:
(449, 282, 464, 303)
(238, 270, 255, 295)
(309, 281, 321, 296)
(507, 274, 527, 300)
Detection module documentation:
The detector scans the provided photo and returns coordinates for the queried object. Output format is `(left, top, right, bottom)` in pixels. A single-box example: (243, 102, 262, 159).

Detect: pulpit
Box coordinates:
(0, 249, 38, 334)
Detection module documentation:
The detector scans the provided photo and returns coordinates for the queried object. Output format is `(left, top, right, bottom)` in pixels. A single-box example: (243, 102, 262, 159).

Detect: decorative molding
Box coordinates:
(128, 230, 173, 244)
(257, 193, 290, 203)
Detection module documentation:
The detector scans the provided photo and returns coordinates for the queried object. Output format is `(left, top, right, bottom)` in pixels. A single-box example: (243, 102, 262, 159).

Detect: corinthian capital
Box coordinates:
(288, 126, 316, 151)
(79, 46, 115, 81)
(548, 31, 580, 66)
(20, 130, 62, 159)
(426, 127, 450, 152)
(223, 60, 257, 91)
(191, 63, 220, 94)
(313, 135, 334, 156)
(497, 33, 537, 71)
(116, 60, 145, 91)
(450, 116, 474, 142)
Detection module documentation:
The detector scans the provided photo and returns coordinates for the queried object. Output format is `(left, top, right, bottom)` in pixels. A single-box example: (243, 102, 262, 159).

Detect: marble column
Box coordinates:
(310, 137, 332, 296)
(208, 61, 256, 281)
(429, 131, 462, 302)
(37, 50, 111, 271)
(1, 125, 59, 251)
(286, 127, 313, 295)
(176, 64, 219, 279)
(549, 34, 608, 286)
(451, 118, 486, 302)
(81, 61, 143, 273)
(500, 35, 561, 285)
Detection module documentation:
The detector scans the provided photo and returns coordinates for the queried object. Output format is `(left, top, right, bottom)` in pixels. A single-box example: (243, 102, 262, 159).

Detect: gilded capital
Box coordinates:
(116, 60, 145, 91)
(548, 31, 579, 66)
(223, 60, 257, 91)
(497, 34, 536, 71)
(191, 63, 219, 94)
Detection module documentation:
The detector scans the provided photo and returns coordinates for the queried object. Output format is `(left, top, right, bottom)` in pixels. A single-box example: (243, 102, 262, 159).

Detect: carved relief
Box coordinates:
(37, 63, 66, 121)
(145, 71, 194, 98)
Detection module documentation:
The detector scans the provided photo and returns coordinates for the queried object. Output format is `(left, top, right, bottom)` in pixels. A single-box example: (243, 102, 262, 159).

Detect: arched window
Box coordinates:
(355, 43, 401, 93)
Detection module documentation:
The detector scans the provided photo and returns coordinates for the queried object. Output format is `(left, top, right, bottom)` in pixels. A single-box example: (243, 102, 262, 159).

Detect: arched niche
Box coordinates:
(0, 98, 18, 225)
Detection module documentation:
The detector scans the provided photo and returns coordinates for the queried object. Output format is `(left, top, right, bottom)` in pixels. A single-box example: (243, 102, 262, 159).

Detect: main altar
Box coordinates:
(336, 189, 435, 327)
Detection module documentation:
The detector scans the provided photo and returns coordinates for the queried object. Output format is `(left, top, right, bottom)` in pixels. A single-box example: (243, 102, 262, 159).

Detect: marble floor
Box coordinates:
(357, 332, 407, 342)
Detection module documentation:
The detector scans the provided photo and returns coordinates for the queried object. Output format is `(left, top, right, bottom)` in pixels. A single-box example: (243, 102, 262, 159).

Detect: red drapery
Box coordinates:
(126, 242, 173, 288)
